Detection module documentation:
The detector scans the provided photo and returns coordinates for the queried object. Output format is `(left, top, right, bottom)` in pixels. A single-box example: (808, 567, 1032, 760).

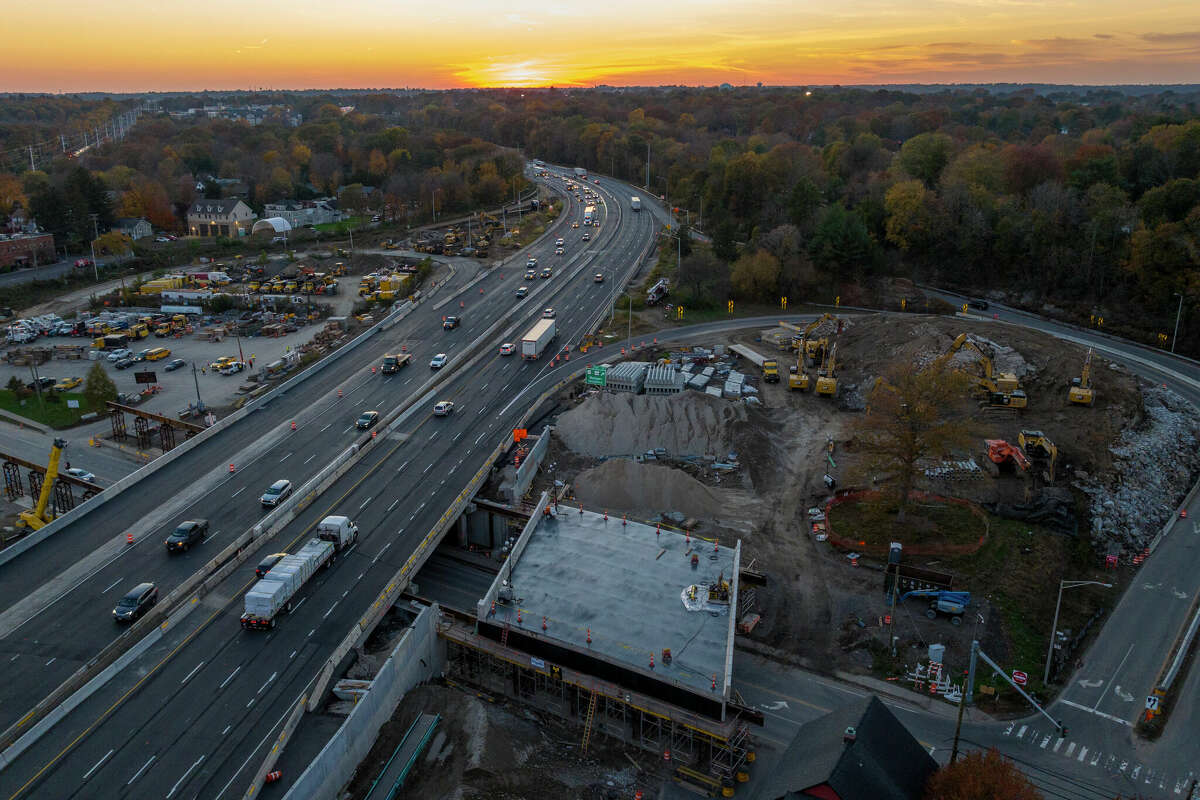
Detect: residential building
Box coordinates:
(186, 198, 256, 238)
(0, 234, 56, 270)
(113, 218, 153, 241)
(262, 199, 342, 228)
(750, 695, 937, 800)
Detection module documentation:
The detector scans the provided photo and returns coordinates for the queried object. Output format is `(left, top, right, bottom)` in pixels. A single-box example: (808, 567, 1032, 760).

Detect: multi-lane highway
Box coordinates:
(0, 166, 661, 798)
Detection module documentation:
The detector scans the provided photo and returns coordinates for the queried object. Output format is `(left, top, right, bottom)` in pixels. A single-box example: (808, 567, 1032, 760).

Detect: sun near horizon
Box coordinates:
(3, 0, 1199, 92)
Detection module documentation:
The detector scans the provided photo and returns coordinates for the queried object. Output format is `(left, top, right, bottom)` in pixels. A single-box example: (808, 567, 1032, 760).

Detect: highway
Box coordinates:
(0, 166, 660, 798)
(0, 172, 609, 733)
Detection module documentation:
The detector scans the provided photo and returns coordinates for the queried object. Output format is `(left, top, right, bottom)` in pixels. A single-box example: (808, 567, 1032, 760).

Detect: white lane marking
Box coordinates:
(257, 672, 277, 695)
(219, 665, 241, 690)
(343, 426, 353, 433)
(221, 725, 231, 736)
(453, 431, 462, 441)
(429, 431, 439, 441)
(211, 697, 300, 800)
(387, 500, 399, 512)
(308, 628, 315, 637)
(82, 749, 114, 781)
(126, 755, 155, 785)
(180, 660, 205, 685)
(202, 530, 221, 545)
(321, 423, 332, 432)
(422, 463, 432, 474)
(439, 479, 446, 487)
(477, 406, 486, 415)
(408, 513, 416, 521)
(1094, 645, 1134, 710)
(324, 601, 338, 619)
(380, 541, 392, 553)
(8, 654, 17, 662)
(475, 433, 486, 445)
(1059, 698, 1134, 726)
(166, 756, 205, 798)
(101, 578, 123, 594)
(279, 452, 292, 462)
(45, 657, 55, 667)
(289, 650, 297, 660)
(1017, 724, 1027, 739)
(416, 502, 426, 513)
(341, 589, 349, 599)
(480, 382, 489, 391)
(359, 497, 371, 509)
(293, 597, 306, 613)
(398, 460, 410, 472)
(357, 573, 364, 581)
(231, 487, 245, 498)
(304, 453, 316, 464)
(246, 698, 254, 708)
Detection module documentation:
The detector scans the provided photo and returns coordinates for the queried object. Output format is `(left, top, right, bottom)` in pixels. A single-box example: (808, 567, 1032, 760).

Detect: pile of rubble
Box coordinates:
(1075, 386, 1200, 553)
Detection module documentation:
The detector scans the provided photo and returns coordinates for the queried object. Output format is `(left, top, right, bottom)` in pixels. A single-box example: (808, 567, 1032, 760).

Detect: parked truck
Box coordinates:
(630, 196, 642, 212)
(521, 318, 556, 360)
(729, 344, 779, 383)
(240, 516, 358, 630)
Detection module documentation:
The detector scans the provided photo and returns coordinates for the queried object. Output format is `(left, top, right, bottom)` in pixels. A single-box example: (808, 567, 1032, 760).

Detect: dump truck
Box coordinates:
(240, 516, 358, 630)
(381, 353, 412, 373)
(729, 344, 779, 382)
(521, 318, 556, 360)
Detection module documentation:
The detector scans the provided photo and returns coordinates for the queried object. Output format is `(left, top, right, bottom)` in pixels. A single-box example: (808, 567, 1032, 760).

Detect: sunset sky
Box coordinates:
(4, 0, 1199, 92)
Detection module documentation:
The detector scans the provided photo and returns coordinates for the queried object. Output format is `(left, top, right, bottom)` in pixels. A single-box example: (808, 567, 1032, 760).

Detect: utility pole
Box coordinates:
(645, 142, 650, 190)
(1044, 580, 1111, 684)
(28, 145, 35, 171)
(89, 213, 100, 281)
(191, 363, 204, 411)
(1172, 292, 1184, 353)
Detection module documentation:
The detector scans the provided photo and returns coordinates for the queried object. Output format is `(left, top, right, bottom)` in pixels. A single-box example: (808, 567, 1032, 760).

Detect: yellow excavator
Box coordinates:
(935, 333, 1028, 409)
(815, 341, 839, 396)
(1069, 349, 1095, 406)
(788, 343, 811, 391)
(780, 314, 840, 363)
(17, 438, 68, 530)
(1017, 430, 1058, 482)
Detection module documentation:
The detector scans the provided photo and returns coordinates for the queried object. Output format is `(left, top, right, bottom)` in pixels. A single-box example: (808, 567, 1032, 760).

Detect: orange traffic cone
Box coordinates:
(126, 532, 134, 544)
(290, 421, 297, 431)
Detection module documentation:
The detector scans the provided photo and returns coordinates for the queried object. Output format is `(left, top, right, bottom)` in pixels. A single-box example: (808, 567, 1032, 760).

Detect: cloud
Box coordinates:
(1141, 31, 1200, 43)
(1093, 33, 1115, 39)
(924, 42, 974, 49)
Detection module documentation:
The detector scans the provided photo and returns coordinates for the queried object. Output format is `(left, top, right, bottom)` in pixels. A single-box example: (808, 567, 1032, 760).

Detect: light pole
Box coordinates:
(89, 213, 100, 281)
(1172, 292, 1184, 353)
(1044, 579, 1112, 684)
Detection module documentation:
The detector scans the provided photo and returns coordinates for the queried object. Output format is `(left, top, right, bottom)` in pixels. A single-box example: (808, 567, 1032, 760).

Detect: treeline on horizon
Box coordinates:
(3, 86, 1200, 349)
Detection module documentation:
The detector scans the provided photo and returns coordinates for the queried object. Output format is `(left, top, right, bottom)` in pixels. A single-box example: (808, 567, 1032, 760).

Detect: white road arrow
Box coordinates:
(761, 700, 789, 711)
(1077, 679, 1103, 688)
(1114, 685, 1134, 702)
(1173, 588, 1189, 599)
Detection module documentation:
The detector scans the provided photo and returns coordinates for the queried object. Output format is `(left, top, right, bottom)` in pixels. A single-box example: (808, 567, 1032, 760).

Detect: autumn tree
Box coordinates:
(730, 250, 780, 301)
(852, 360, 971, 521)
(92, 231, 132, 256)
(923, 748, 1043, 800)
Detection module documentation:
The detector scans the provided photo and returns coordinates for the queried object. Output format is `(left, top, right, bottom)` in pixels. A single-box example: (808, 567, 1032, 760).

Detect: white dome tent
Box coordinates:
(251, 217, 292, 238)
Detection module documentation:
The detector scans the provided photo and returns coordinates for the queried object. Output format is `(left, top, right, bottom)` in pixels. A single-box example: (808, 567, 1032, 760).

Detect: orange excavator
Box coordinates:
(983, 439, 1030, 478)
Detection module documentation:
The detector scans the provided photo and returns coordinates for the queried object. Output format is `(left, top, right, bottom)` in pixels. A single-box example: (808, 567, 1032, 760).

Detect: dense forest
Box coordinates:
(3, 86, 1200, 348)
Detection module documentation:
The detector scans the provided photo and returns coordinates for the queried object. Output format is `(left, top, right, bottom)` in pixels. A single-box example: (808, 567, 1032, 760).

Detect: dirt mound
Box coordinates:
(573, 459, 725, 517)
(556, 391, 744, 458)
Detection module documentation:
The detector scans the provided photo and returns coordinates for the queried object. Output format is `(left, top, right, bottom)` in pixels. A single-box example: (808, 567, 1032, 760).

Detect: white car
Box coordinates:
(65, 467, 96, 483)
(106, 348, 132, 362)
(499, 343, 516, 356)
(526, 257, 538, 267)
(433, 401, 455, 416)
(555, 247, 564, 255)
(542, 308, 556, 319)
(219, 361, 246, 375)
(430, 353, 448, 369)
(555, 238, 565, 247)
(581, 232, 591, 241)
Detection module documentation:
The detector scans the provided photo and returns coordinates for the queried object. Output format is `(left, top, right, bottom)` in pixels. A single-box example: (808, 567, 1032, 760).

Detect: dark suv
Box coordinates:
(165, 519, 209, 552)
(260, 479, 293, 508)
(256, 552, 288, 577)
(113, 582, 158, 623)
(443, 316, 460, 330)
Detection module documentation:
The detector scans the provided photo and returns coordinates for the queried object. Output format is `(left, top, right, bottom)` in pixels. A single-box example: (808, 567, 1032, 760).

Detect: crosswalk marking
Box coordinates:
(1065, 742, 1076, 757)
(1077, 746, 1088, 761)
(1017, 724, 1027, 739)
(1052, 738, 1063, 753)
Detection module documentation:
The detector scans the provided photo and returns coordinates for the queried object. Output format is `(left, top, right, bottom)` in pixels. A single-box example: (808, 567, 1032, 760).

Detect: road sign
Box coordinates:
(1012, 670, 1028, 686)
(1145, 695, 1160, 711)
(134, 371, 157, 384)
(585, 365, 607, 387)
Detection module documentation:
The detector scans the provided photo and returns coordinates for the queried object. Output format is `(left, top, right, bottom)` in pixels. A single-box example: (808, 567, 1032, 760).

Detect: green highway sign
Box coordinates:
(585, 365, 608, 387)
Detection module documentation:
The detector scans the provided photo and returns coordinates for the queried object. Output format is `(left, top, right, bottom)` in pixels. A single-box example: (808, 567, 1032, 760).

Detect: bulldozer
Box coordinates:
(1069, 349, 1095, 406)
(16, 438, 68, 530)
(815, 341, 839, 397)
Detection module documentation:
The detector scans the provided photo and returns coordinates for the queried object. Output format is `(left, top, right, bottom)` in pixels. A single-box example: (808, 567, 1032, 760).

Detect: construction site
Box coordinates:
(316, 310, 1200, 798)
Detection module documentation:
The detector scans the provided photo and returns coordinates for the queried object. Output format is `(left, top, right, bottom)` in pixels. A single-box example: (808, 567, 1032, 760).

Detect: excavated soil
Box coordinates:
(555, 392, 745, 459)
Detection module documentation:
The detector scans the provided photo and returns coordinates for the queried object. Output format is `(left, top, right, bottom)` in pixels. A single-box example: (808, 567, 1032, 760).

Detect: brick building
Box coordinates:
(0, 234, 56, 270)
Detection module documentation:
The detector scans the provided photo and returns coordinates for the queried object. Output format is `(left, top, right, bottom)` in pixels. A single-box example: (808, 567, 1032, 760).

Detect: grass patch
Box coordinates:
(314, 217, 367, 233)
(0, 390, 101, 428)
(828, 496, 984, 550)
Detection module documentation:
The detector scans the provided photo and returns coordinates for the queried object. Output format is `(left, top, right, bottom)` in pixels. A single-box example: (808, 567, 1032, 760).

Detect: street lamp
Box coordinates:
(1172, 292, 1184, 353)
(1044, 579, 1112, 684)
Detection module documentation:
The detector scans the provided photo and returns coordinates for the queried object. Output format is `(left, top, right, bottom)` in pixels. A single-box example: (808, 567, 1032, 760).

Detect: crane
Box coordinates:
(17, 438, 68, 530)
(815, 341, 838, 397)
(1068, 349, 1095, 406)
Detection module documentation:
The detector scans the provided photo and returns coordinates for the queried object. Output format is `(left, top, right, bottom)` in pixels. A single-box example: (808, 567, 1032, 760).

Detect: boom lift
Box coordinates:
(900, 590, 971, 625)
(815, 342, 839, 397)
(1068, 349, 1095, 406)
(17, 438, 68, 530)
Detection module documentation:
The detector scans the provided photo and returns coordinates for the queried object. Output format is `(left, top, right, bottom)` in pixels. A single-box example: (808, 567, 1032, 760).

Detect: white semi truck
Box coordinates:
(521, 318, 556, 360)
(630, 196, 641, 211)
(240, 516, 358, 630)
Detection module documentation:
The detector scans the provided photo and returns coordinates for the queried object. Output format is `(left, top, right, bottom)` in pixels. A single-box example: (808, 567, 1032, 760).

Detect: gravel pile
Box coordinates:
(556, 391, 744, 458)
(1076, 386, 1200, 553)
(573, 459, 725, 517)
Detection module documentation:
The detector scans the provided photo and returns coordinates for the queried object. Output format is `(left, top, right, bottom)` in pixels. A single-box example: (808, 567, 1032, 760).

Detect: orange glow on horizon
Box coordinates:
(2, 0, 1198, 92)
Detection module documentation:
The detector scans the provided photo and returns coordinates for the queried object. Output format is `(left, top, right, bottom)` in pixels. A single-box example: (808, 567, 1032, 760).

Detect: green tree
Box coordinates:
(852, 361, 971, 521)
(713, 220, 739, 263)
(83, 361, 117, 412)
(899, 133, 954, 187)
(808, 204, 878, 277)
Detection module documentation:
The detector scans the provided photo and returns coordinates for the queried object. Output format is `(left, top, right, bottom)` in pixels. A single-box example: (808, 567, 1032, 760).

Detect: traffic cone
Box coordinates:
(290, 421, 297, 431)
(371, 366, 376, 374)
(517, 608, 522, 623)
(622, 514, 627, 526)
(712, 674, 717, 690)
(264, 770, 282, 784)
(337, 388, 343, 398)
(126, 532, 134, 544)
(229, 463, 235, 473)
(650, 654, 655, 669)
(371, 430, 377, 439)
(490, 601, 496, 616)
(714, 538, 719, 553)
(587, 628, 592, 644)
(603, 510, 608, 521)
(542, 616, 547, 631)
